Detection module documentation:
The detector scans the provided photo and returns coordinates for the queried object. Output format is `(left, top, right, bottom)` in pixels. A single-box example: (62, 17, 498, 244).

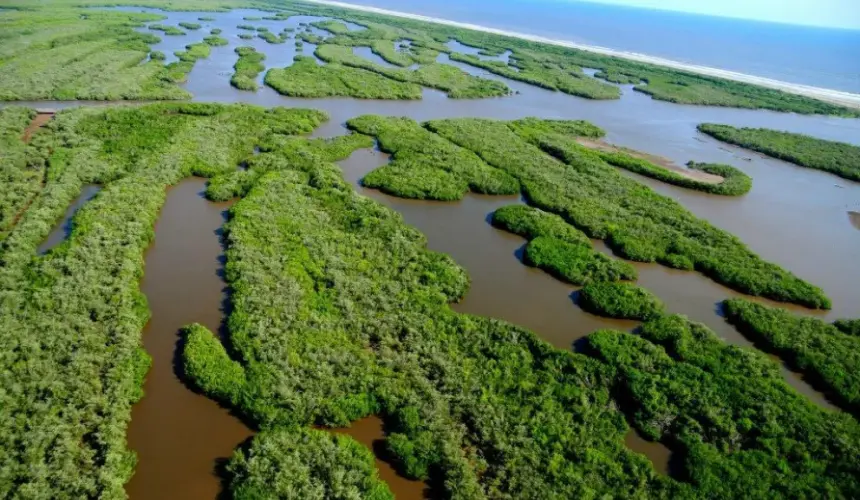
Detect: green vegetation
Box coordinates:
(243, 16, 261, 21)
(238, 32, 254, 40)
(490, 205, 591, 246)
(149, 23, 185, 35)
(578, 282, 665, 320)
(178, 21, 201, 30)
(588, 315, 860, 497)
(265, 56, 422, 99)
(0, 107, 42, 241)
(723, 299, 860, 414)
(525, 235, 637, 285)
(227, 427, 395, 500)
(312, 20, 353, 35)
(174, 42, 210, 63)
(0, 9, 192, 100)
(698, 123, 860, 182)
(198, 16, 215, 21)
(450, 52, 621, 100)
(237, 24, 255, 30)
(204, 35, 228, 46)
(586, 145, 752, 195)
(424, 117, 829, 308)
(150, 50, 166, 60)
(231, 46, 265, 91)
(0, 103, 329, 498)
(346, 115, 519, 200)
(258, 31, 287, 44)
(181, 146, 676, 499)
(210, 27, 222, 34)
(316, 44, 510, 98)
(834, 319, 860, 336)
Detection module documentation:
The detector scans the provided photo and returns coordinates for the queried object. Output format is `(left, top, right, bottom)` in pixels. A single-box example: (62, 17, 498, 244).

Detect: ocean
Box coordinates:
(334, 0, 860, 93)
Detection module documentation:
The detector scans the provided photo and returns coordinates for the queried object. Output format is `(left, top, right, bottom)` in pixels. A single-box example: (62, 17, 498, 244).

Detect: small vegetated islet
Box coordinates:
(231, 46, 266, 91)
(698, 123, 860, 182)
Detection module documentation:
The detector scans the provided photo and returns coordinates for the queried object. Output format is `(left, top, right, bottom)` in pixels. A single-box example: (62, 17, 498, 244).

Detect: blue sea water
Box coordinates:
(337, 0, 860, 93)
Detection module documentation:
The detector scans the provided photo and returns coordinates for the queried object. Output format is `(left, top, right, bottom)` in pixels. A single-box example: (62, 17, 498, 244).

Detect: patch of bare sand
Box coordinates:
(575, 138, 725, 184)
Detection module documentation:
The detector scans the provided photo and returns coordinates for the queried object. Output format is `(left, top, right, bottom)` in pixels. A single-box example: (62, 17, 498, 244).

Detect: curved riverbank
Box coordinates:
(307, 0, 860, 110)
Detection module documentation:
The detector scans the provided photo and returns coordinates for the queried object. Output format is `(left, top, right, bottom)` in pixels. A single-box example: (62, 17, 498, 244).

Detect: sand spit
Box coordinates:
(307, 0, 860, 110)
(575, 138, 725, 184)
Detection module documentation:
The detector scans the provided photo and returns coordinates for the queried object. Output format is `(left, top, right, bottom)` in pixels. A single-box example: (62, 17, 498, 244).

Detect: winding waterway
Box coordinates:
(9, 6, 860, 499)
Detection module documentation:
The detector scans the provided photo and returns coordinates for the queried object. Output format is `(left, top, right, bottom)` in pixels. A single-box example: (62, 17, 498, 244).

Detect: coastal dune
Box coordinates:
(308, 0, 860, 110)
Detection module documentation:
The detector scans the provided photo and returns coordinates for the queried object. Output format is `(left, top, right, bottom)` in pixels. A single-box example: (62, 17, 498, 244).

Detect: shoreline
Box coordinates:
(305, 0, 860, 111)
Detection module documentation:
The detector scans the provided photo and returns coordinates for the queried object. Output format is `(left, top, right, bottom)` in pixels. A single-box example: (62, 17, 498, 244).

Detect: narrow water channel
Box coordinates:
(38, 184, 101, 254)
(126, 178, 252, 499)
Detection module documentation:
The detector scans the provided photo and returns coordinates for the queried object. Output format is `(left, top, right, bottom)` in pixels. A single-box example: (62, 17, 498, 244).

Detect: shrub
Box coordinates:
(578, 282, 665, 320)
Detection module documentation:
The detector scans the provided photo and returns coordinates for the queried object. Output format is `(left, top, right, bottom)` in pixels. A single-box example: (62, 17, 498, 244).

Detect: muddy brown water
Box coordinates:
(127, 178, 253, 499)
(8, 6, 860, 498)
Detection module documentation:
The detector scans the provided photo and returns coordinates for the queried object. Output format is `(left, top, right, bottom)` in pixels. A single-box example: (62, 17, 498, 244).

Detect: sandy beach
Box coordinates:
(307, 0, 860, 110)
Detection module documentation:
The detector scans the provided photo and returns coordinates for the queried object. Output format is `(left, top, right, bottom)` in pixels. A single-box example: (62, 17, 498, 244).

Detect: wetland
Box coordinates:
(1, 2, 860, 499)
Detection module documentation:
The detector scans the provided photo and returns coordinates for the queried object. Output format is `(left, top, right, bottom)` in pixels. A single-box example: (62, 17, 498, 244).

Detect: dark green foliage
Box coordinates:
(723, 299, 860, 413)
(834, 319, 860, 336)
(491, 205, 591, 246)
(238, 32, 253, 40)
(243, 16, 262, 21)
(149, 50, 165, 60)
(237, 23, 255, 30)
(182, 150, 673, 498)
(266, 56, 423, 99)
(210, 27, 222, 34)
(524, 235, 637, 285)
(0, 103, 329, 498)
(178, 21, 201, 30)
(579, 282, 665, 320)
(316, 44, 511, 99)
(347, 115, 519, 200)
(231, 46, 265, 91)
(198, 16, 215, 21)
(589, 314, 860, 497)
(258, 30, 286, 44)
(182, 324, 246, 403)
(425, 117, 830, 308)
(227, 428, 394, 500)
(698, 123, 860, 182)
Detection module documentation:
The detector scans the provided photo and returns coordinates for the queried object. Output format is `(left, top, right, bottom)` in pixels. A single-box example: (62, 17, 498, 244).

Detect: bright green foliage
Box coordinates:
(266, 56, 422, 99)
(174, 42, 210, 62)
(258, 31, 287, 44)
(182, 324, 247, 403)
(588, 315, 860, 497)
(834, 319, 860, 336)
(594, 68, 641, 84)
(227, 428, 394, 500)
(723, 299, 860, 413)
(596, 149, 752, 195)
(0, 103, 328, 498)
(312, 19, 352, 35)
(425, 117, 830, 308)
(149, 23, 185, 35)
(490, 205, 591, 247)
(450, 52, 621, 100)
(578, 282, 665, 320)
(698, 123, 860, 182)
(298, 31, 326, 44)
(182, 151, 674, 498)
(508, 116, 606, 138)
(0, 9, 191, 100)
(371, 40, 416, 66)
(525, 236, 637, 285)
(178, 21, 201, 30)
(0, 107, 42, 241)
(203, 35, 228, 46)
(231, 46, 265, 91)
(316, 44, 510, 98)
(347, 115, 519, 200)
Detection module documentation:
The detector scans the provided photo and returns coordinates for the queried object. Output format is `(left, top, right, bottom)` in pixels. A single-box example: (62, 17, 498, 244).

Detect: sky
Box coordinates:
(582, 0, 860, 30)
